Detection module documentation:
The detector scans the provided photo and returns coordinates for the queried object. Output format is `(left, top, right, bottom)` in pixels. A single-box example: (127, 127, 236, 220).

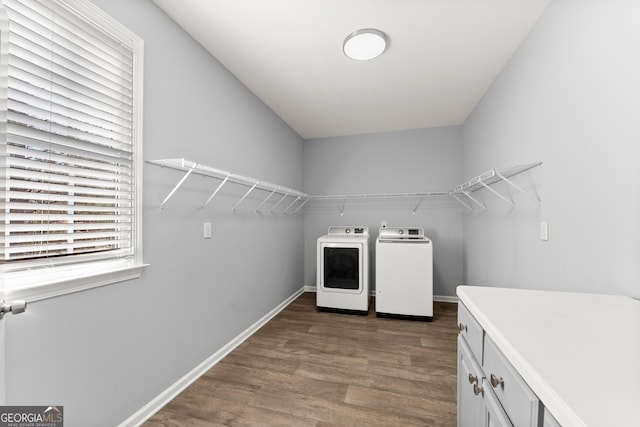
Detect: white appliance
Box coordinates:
(375, 226, 433, 321)
(317, 226, 370, 314)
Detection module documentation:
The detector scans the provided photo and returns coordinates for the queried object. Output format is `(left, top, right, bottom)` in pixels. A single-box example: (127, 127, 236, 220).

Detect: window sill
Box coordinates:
(4, 261, 149, 303)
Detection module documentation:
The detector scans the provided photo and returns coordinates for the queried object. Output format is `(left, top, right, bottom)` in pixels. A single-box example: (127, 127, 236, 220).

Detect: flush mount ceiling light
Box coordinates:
(343, 28, 388, 61)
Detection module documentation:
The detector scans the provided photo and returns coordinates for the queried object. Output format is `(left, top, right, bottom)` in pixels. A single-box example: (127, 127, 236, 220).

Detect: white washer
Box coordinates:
(375, 227, 433, 321)
(317, 226, 370, 314)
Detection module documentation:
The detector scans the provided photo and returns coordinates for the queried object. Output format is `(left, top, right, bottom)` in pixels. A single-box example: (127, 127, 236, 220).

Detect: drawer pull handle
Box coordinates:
(457, 323, 467, 333)
(473, 383, 483, 396)
(468, 374, 478, 385)
(490, 373, 505, 389)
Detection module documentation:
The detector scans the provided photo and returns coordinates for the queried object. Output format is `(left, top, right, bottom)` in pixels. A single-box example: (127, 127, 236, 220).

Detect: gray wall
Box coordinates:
(462, 0, 640, 297)
(303, 127, 465, 298)
(3, 1, 305, 426)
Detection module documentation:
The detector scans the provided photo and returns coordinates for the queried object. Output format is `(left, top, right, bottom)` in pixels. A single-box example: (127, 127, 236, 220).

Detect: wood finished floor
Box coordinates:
(144, 292, 458, 427)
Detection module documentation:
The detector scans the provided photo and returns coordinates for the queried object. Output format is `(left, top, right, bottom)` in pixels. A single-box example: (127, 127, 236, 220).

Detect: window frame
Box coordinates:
(0, 0, 146, 303)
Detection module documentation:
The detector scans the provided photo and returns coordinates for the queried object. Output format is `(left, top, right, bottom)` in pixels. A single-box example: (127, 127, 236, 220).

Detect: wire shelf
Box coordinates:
(148, 158, 541, 214)
(147, 158, 311, 213)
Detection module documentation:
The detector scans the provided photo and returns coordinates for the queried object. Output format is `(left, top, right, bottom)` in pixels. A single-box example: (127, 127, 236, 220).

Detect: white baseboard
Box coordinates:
(434, 295, 459, 303)
(119, 287, 305, 427)
(303, 285, 458, 303)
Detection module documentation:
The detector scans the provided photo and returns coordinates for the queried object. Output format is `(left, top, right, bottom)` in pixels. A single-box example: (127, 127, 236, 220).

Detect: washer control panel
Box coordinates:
(378, 227, 427, 241)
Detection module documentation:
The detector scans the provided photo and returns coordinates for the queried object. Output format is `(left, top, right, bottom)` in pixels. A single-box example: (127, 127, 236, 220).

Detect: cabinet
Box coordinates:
(457, 285, 640, 426)
(458, 336, 512, 427)
(457, 303, 541, 427)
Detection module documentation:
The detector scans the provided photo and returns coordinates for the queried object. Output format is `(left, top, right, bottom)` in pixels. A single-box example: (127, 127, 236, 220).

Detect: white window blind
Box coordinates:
(1, 0, 143, 277)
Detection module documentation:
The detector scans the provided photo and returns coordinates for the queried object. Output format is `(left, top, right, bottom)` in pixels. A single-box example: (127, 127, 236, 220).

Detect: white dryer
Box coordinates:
(317, 226, 370, 314)
(375, 227, 433, 321)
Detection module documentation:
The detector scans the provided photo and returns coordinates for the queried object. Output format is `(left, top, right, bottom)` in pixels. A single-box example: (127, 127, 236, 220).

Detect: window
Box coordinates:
(0, 0, 145, 301)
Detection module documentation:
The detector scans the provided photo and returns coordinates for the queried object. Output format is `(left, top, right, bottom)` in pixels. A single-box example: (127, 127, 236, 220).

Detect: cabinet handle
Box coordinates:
(457, 323, 467, 333)
(473, 383, 483, 396)
(490, 373, 505, 389)
(468, 373, 478, 385)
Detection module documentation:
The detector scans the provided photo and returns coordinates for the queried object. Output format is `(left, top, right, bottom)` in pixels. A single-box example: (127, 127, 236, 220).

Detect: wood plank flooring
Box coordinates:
(144, 292, 458, 426)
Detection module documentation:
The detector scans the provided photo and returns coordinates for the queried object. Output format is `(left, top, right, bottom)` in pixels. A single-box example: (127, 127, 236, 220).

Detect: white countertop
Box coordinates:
(457, 286, 640, 427)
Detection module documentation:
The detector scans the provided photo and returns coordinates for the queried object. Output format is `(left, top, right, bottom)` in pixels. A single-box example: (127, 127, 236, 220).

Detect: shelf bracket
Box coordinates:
(495, 171, 542, 207)
(451, 194, 474, 211)
(479, 181, 516, 208)
(461, 190, 487, 211)
(255, 188, 278, 213)
(202, 176, 229, 207)
(161, 165, 196, 208)
(412, 197, 424, 215)
(292, 197, 311, 214)
(283, 196, 302, 214)
(339, 199, 346, 216)
(270, 191, 291, 213)
(232, 182, 258, 211)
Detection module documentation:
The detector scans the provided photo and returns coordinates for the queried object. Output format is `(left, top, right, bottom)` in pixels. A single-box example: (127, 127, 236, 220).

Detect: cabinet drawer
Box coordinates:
(458, 303, 484, 362)
(483, 335, 540, 427)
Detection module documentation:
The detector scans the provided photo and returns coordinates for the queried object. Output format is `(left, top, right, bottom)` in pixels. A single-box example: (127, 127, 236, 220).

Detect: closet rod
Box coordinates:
(312, 191, 450, 201)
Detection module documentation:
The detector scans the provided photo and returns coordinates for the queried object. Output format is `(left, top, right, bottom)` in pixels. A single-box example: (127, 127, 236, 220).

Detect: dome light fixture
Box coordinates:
(343, 28, 388, 61)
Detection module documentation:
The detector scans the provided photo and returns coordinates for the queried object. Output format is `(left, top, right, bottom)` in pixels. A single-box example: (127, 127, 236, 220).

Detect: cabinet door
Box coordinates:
(458, 335, 484, 427)
(483, 379, 513, 427)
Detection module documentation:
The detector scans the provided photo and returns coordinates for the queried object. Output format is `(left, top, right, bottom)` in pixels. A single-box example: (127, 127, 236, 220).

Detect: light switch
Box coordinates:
(203, 222, 212, 239)
(540, 221, 549, 241)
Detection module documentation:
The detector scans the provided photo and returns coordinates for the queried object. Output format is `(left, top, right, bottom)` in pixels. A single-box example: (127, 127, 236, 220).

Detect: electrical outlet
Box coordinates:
(203, 222, 212, 239)
(540, 221, 549, 241)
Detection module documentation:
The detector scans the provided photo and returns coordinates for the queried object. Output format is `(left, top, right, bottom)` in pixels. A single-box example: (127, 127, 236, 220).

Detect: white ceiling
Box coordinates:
(151, 0, 550, 139)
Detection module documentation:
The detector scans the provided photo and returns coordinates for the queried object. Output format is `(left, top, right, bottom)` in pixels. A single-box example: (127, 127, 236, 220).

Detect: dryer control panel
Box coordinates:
(327, 226, 369, 236)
